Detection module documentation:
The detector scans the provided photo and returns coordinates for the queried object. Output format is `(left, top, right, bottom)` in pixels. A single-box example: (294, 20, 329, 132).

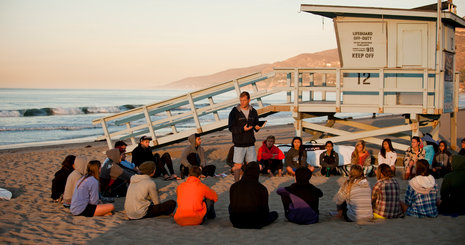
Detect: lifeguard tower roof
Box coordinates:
(300, 2, 465, 27)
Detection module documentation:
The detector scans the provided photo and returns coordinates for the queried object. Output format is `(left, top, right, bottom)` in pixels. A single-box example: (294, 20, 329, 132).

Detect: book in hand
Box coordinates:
(256, 120, 267, 127)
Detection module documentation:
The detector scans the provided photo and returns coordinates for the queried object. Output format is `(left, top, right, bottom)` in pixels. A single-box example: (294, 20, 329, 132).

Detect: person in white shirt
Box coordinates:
(378, 139, 397, 173)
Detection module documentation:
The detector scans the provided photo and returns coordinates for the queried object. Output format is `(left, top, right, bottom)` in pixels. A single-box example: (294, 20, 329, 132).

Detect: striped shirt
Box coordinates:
(336, 179, 373, 222)
(371, 178, 403, 218)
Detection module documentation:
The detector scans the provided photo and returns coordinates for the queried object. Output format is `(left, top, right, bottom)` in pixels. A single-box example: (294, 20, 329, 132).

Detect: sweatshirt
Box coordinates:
(63, 156, 87, 205)
(285, 148, 308, 169)
(174, 176, 218, 226)
(70, 176, 99, 215)
(336, 179, 373, 222)
(257, 140, 285, 161)
(228, 105, 259, 147)
(124, 174, 160, 220)
(180, 134, 206, 168)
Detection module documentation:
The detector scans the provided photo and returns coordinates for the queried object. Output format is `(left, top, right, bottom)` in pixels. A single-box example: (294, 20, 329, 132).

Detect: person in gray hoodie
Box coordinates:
(124, 161, 176, 219)
(179, 134, 216, 178)
(100, 148, 135, 197)
(62, 155, 87, 207)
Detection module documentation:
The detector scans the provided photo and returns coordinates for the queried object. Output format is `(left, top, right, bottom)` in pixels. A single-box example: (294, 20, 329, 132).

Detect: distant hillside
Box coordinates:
(161, 28, 465, 90)
(159, 49, 339, 90)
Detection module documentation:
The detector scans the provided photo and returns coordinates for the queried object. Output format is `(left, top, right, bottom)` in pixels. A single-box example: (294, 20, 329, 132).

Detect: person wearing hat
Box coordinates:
(132, 136, 180, 180)
(124, 161, 177, 220)
(277, 167, 323, 224)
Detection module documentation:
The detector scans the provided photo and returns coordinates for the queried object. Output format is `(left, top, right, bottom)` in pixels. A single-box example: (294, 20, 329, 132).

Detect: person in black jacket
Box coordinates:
(277, 167, 323, 224)
(229, 162, 278, 229)
(51, 155, 76, 202)
(131, 136, 179, 180)
(228, 91, 262, 182)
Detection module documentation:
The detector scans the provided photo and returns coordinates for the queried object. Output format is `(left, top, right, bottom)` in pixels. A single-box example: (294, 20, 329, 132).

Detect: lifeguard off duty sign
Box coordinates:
(336, 22, 387, 67)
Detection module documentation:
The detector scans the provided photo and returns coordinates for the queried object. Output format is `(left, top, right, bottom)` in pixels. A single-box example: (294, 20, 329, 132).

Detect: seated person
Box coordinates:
(51, 155, 75, 202)
(459, 138, 465, 156)
(174, 166, 218, 226)
(403, 136, 425, 180)
(439, 155, 465, 215)
(70, 160, 114, 217)
(285, 137, 315, 176)
(179, 134, 216, 178)
(114, 141, 136, 171)
(350, 140, 373, 177)
(403, 159, 438, 218)
(257, 135, 284, 177)
(100, 148, 135, 197)
(132, 136, 179, 180)
(334, 165, 373, 223)
(319, 141, 340, 177)
(371, 164, 403, 219)
(432, 141, 452, 179)
(277, 167, 322, 224)
(125, 161, 176, 220)
(229, 162, 278, 229)
(63, 155, 88, 207)
(377, 138, 397, 173)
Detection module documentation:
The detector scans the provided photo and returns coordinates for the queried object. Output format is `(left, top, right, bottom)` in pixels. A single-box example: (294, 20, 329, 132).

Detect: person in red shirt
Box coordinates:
(174, 166, 218, 226)
(257, 135, 285, 177)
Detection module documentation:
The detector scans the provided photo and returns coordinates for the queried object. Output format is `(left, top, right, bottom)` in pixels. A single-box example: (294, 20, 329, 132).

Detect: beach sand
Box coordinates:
(1, 115, 464, 244)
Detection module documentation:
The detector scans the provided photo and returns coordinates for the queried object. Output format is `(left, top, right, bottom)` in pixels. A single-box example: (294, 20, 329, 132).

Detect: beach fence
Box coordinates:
(93, 1, 464, 151)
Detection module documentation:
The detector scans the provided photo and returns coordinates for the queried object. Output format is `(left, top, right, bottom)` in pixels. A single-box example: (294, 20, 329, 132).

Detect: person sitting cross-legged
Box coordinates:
(277, 167, 322, 224)
(371, 164, 403, 219)
(124, 161, 176, 220)
(257, 135, 285, 177)
(174, 166, 218, 226)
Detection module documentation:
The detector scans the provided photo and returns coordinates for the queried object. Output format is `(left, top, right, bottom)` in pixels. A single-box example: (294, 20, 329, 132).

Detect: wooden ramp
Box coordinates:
(92, 72, 289, 151)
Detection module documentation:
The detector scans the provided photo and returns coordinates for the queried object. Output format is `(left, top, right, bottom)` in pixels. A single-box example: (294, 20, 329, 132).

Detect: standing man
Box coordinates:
(228, 91, 262, 182)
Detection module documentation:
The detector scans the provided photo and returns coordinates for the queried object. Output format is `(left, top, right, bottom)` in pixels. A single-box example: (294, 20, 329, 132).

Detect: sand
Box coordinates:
(1, 116, 465, 244)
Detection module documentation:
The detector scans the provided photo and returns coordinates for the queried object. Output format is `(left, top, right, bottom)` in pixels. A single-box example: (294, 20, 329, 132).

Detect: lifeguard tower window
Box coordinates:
(397, 24, 428, 67)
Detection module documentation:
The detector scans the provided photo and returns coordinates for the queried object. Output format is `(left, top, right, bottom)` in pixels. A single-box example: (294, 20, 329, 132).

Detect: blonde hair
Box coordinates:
(353, 140, 367, 160)
(343, 165, 366, 199)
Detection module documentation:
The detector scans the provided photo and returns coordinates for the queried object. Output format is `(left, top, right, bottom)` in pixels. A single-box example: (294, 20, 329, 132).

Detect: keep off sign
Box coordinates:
(337, 22, 387, 67)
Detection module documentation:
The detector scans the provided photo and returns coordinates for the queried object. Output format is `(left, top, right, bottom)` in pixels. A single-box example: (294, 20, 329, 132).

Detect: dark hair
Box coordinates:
(194, 133, 201, 139)
(412, 136, 420, 143)
(266, 135, 275, 141)
(380, 138, 395, 158)
(240, 91, 250, 99)
(325, 141, 334, 155)
(189, 166, 202, 177)
(438, 141, 447, 153)
(61, 155, 76, 171)
(415, 159, 430, 176)
(115, 141, 127, 148)
(291, 137, 304, 162)
(378, 163, 393, 178)
(461, 138, 465, 143)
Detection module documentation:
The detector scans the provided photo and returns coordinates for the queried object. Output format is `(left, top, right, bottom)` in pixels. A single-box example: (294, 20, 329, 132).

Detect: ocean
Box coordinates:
(0, 88, 464, 149)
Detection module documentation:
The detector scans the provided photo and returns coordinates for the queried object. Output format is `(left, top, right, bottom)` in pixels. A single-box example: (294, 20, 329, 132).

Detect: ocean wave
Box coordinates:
(0, 104, 143, 117)
(0, 125, 101, 131)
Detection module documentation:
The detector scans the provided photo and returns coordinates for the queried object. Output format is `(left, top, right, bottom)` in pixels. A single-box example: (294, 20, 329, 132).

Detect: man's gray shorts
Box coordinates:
(233, 146, 256, 164)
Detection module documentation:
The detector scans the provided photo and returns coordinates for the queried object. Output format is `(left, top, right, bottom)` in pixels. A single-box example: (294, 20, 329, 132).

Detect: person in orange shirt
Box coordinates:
(174, 166, 218, 226)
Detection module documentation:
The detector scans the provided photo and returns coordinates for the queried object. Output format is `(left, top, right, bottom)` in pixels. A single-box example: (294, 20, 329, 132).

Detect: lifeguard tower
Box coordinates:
(93, 1, 464, 151)
(277, 0, 464, 150)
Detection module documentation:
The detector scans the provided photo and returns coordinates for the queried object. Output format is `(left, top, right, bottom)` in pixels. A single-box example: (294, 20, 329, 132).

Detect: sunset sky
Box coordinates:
(1, 0, 464, 89)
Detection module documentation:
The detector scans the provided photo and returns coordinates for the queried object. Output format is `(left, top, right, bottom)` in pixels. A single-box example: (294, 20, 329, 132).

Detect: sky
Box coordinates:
(0, 0, 464, 89)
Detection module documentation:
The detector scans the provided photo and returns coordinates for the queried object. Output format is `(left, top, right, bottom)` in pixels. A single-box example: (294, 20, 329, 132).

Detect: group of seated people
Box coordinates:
(49, 134, 465, 226)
